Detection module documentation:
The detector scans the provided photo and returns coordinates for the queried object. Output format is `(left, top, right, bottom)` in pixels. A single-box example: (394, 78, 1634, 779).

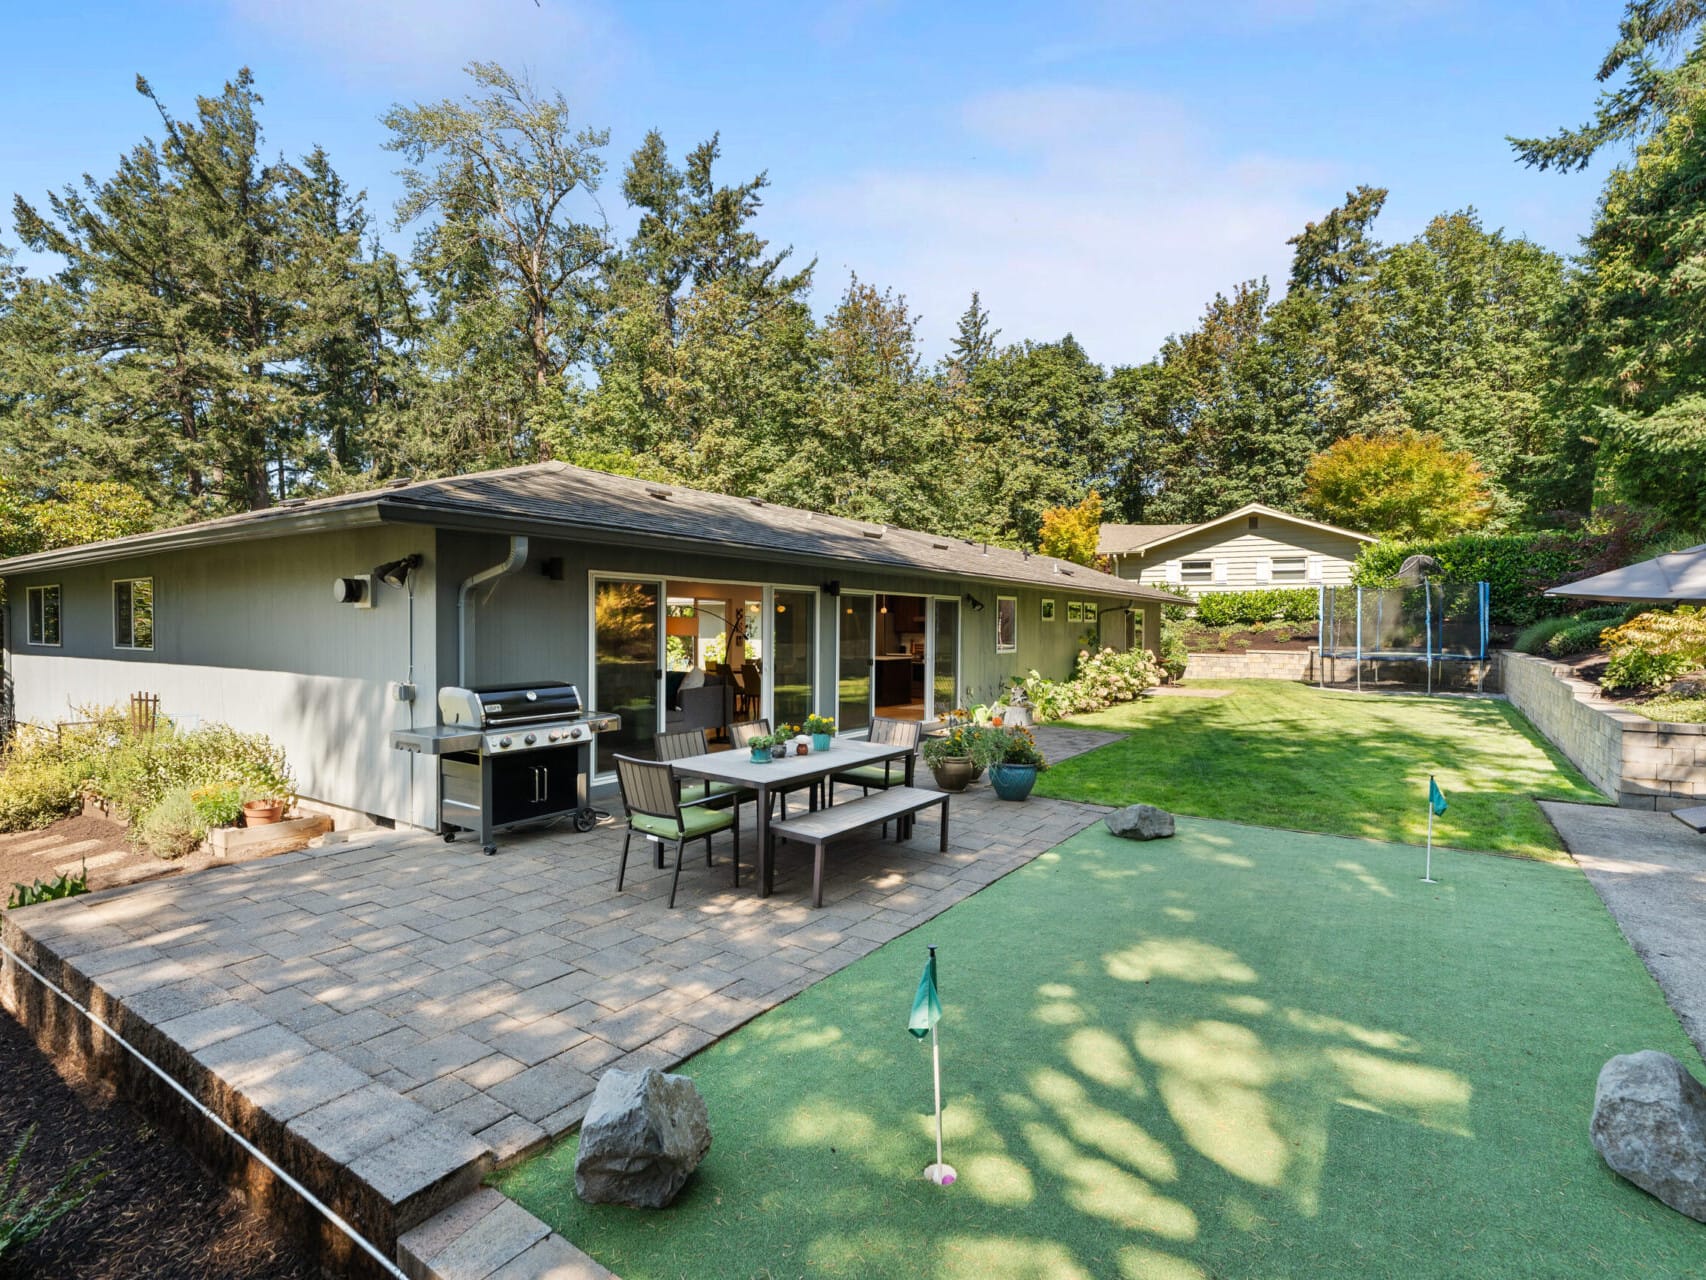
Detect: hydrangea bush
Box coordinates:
(1023, 646, 1161, 721)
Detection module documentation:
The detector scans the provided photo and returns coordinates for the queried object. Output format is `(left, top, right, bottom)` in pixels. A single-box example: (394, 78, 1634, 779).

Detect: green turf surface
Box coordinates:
(1033, 681, 1604, 860)
(496, 818, 1706, 1280)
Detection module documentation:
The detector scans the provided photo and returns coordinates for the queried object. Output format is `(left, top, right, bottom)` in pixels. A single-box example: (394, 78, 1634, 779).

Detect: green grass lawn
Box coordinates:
(497, 819, 1706, 1280)
(1034, 680, 1604, 860)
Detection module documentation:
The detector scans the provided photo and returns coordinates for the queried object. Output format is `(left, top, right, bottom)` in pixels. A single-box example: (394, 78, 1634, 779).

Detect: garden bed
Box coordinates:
(1177, 621, 1321, 653)
(1560, 652, 1706, 722)
(0, 1001, 313, 1279)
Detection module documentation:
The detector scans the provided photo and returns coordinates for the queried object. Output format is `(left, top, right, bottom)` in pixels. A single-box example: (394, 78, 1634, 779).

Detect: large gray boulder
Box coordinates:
(1590, 1050, 1706, 1221)
(574, 1067, 711, 1209)
(1106, 804, 1175, 841)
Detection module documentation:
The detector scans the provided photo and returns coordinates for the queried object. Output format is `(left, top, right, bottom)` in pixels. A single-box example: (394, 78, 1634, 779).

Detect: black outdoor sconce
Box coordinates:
(962, 593, 986, 612)
(822, 579, 841, 596)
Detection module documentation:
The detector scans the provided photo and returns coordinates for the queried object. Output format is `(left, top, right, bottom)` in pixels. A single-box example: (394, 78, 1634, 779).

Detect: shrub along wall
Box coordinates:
(1191, 588, 1319, 627)
(1355, 534, 1595, 628)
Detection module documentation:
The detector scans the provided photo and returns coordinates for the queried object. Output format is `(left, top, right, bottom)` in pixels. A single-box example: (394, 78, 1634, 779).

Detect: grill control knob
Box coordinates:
(498, 736, 512, 749)
(548, 730, 561, 742)
(524, 732, 537, 746)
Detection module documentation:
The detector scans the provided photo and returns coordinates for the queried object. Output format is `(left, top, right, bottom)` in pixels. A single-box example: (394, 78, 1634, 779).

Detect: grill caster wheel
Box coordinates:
(442, 831, 455, 844)
(574, 809, 597, 833)
(482, 844, 497, 857)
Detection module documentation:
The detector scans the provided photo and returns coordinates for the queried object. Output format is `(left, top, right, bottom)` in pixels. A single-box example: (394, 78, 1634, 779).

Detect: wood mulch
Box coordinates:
(0, 1003, 314, 1279)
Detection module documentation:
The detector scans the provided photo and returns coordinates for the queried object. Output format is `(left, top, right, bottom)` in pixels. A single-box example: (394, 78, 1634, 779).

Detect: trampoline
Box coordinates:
(1318, 577, 1492, 694)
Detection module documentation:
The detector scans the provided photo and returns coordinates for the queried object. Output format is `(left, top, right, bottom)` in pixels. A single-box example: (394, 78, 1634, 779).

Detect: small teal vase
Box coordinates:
(812, 733, 832, 752)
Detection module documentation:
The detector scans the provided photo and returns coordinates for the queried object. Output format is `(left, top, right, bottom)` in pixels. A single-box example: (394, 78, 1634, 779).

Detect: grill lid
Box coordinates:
(440, 681, 584, 727)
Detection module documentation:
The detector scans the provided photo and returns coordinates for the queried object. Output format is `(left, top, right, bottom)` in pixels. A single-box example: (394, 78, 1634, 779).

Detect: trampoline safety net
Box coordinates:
(1318, 579, 1492, 694)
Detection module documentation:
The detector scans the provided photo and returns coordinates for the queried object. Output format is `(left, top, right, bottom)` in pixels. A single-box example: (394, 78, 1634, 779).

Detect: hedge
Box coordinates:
(1192, 588, 1320, 627)
(1353, 533, 1596, 628)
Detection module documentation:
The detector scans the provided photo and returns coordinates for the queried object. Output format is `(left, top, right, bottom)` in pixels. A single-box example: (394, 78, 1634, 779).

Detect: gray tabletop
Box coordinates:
(668, 738, 907, 786)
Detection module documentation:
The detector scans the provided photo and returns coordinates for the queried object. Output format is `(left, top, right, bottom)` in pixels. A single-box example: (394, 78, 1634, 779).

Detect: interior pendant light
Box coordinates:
(878, 594, 888, 615)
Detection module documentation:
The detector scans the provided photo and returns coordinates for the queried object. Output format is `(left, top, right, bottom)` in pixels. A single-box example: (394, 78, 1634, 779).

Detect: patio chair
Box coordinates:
(728, 718, 812, 816)
(827, 716, 922, 833)
(614, 754, 739, 908)
(655, 728, 756, 820)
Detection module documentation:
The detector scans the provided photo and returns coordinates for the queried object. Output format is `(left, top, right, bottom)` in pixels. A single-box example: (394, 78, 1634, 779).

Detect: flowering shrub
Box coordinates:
(1601, 607, 1706, 691)
(1023, 646, 1161, 721)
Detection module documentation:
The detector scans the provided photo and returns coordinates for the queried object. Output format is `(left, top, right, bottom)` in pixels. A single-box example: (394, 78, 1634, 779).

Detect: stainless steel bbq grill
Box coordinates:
(392, 680, 619, 854)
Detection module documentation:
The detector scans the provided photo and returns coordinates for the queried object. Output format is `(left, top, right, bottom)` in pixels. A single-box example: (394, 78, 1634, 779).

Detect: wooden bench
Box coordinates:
(768, 785, 950, 907)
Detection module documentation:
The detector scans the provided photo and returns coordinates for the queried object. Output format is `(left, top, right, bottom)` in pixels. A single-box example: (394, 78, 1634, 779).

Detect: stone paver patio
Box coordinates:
(0, 728, 1118, 1267)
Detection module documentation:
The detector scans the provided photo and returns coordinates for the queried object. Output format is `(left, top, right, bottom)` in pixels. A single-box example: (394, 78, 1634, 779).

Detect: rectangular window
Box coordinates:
(1040, 598, 1056, 622)
(26, 585, 61, 646)
(1180, 559, 1213, 583)
(995, 596, 1018, 653)
(113, 578, 154, 650)
(1271, 556, 1307, 581)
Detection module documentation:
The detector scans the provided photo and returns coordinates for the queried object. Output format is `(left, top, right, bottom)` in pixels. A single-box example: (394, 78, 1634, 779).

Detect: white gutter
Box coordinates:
(458, 536, 528, 686)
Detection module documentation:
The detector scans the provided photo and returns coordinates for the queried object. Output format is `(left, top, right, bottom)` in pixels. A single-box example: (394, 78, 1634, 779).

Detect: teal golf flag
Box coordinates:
(1429, 776, 1447, 817)
(908, 951, 941, 1039)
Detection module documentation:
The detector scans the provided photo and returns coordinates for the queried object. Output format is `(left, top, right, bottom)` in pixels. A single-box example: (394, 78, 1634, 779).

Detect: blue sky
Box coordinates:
(3, 0, 1622, 363)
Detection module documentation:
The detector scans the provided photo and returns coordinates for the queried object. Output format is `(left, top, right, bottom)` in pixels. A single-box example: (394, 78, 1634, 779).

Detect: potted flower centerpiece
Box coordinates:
(804, 714, 835, 752)
(747, 732, 778, 763)
(987, 726, 1048, 801)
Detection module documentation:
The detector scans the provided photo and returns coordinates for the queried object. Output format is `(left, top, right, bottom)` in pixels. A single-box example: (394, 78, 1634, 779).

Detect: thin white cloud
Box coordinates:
(223, 0, 626, 91)
(781, 84, 1341, 364)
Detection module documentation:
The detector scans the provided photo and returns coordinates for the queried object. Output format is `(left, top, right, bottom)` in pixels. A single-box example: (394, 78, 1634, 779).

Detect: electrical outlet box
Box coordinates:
(391, 682, 416, 703)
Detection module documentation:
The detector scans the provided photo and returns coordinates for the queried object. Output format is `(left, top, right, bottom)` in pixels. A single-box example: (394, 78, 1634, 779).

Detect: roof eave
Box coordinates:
(0, 504, 387, 575)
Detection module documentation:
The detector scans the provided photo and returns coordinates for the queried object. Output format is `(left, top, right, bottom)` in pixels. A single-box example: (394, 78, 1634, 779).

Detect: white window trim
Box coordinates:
(995, 595, 1019, 653)
(26, 584, 62, 647)
(1180, 558, 1213, 584)
(1270, 555, 1307, 582)
(112, 577, 154, 651)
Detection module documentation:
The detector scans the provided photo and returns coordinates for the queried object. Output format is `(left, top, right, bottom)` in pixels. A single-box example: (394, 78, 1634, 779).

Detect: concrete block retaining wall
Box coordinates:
(1499, 651, 1706, 811)
(1183, 649, 1315, 681)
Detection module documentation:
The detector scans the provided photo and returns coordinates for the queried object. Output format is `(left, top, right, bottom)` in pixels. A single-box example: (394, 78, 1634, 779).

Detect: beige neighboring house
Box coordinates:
(1098, 502, 1376, 596)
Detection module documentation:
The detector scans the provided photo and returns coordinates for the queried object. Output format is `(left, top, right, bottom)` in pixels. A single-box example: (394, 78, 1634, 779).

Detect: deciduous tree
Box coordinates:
(1304, 430, 1493, 539)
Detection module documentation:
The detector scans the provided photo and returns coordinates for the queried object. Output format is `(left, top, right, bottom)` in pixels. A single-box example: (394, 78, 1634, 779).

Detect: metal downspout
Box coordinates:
(458, 536, 529, 687)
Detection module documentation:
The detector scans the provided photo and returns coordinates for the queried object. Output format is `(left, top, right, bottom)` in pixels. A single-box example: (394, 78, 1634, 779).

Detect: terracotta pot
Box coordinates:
(795, 742, 809, 756)
(242, 800, 284, 826)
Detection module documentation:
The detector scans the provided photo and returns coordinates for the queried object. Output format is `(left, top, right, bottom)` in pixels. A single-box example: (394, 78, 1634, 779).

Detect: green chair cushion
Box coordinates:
(833, 763, 904, 787)
(680, 780, 755, 805)
(630, 805, 735, 841)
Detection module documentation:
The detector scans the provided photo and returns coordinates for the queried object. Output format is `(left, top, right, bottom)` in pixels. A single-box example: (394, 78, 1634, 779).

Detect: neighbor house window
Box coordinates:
(26, 585, 61, 646)
(1271, 556, 1307, 581)
(1180, 559, 1213, 584)
(995, 596, 1018, 652)
(113, 578, 154, 650)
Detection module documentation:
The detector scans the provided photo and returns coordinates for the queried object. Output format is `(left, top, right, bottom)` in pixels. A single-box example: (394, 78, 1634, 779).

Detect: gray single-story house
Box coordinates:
(0, 462, 1174, 831)
(1099, 502, 1375, 596)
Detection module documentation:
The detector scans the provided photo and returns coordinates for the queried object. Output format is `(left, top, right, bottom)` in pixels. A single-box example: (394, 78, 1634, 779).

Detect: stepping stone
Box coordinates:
(1673, 805, 1706, 834)
(33, 838, 104, 860)
(55, 850, 129, 875)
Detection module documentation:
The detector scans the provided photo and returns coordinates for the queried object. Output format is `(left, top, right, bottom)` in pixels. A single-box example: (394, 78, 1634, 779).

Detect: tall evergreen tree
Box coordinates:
(947, 292, 1000, 379)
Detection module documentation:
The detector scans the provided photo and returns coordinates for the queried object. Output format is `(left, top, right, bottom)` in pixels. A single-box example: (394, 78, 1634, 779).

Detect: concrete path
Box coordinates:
(1542, 800, 1706, 1057)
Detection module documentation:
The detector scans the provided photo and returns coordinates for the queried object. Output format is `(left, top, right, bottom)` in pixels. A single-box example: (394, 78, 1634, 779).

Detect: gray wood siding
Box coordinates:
(1113, 522, 1366, 594)
(1, 527, 440, 828)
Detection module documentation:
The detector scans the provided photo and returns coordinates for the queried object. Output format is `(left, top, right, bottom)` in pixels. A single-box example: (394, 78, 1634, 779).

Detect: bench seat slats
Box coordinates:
(768, 785, 950, 907)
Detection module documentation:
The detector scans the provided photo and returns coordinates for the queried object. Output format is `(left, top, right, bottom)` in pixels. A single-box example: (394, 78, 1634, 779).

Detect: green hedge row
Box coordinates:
(1354, 533, 1595, 628)
(1192, 588, 1320, 627)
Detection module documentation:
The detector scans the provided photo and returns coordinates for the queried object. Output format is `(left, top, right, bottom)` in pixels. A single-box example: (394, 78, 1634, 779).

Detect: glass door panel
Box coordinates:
(771, 588, 816, 729)
(594, 579, 661, 764)
(932, 598, 960, 717)
(837, 595, 874, 733)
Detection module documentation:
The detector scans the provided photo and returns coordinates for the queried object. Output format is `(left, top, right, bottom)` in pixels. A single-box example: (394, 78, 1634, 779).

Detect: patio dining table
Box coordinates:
(668, 738, 915, 896)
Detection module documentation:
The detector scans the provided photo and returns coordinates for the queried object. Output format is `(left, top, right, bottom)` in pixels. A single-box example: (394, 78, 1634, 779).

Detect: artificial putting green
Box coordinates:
(496, 818, 1706, 1280)
(1034, 680, 1605, 860)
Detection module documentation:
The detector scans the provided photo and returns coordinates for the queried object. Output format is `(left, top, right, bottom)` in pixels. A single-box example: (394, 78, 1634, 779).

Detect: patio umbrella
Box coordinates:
(1545, 543, 1706, 604)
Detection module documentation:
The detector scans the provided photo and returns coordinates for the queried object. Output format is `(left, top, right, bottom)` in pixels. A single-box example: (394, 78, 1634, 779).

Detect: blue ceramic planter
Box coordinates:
(750, 746, 771, 763)
(812, 733, 832, 752)
(988, 762, 1039, 801)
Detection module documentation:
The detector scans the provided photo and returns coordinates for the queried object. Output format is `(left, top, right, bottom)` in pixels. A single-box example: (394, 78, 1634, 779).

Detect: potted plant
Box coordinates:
(987, 726, 1048, 801)
(804, 714, 835, 751)
(241, 793, 287, 826)
(747, 733, 778, 763)
(921, 727, 977, 792)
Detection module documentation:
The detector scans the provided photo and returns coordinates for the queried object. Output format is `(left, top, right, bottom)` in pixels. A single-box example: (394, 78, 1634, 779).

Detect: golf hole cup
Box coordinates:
(925, 1162, 957, 1186)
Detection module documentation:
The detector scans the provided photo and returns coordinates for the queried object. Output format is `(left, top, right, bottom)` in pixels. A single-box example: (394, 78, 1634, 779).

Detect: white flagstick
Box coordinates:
(1422, 775, 1438, 884)
(923, 946, 956, 1186)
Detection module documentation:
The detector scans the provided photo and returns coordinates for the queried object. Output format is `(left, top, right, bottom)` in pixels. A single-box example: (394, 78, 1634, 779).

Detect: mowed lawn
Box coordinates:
(1034, 680, 1605, 859)
(498, 819, 1706, 1280)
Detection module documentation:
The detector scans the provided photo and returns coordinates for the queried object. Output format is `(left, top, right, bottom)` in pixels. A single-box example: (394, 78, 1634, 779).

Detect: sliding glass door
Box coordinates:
(930, 598, 960, 717)
(770, 588, 817, 728)
(593, 578, 662, 763)
(837, 594, 874, 733)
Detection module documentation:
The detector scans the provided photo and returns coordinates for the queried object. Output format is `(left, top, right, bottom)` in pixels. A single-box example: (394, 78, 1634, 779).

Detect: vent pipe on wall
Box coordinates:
(458, 536, 529, 686)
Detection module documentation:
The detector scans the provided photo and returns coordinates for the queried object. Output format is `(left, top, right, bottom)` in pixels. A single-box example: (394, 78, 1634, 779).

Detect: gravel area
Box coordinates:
(0, 1003, 314, 1279)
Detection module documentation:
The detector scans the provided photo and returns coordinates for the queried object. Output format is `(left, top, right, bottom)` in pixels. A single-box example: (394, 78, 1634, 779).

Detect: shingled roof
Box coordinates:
(0, 462, 1178, 603)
